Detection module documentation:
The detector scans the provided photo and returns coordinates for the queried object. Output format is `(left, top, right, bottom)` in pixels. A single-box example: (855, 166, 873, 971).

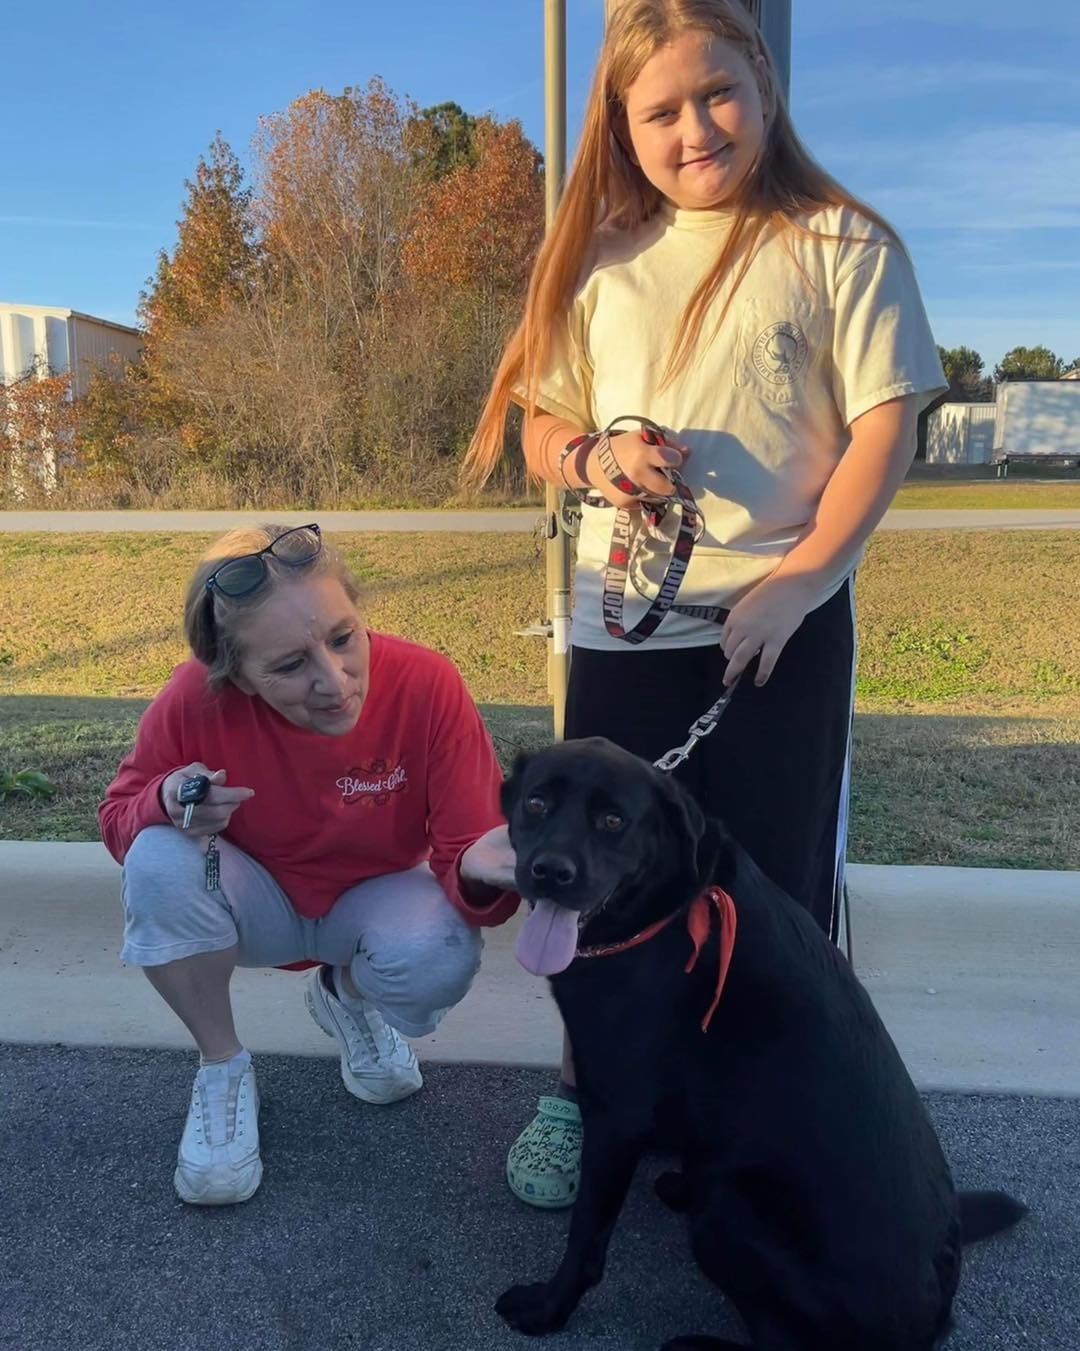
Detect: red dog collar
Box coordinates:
(576, 886, 737, 1033)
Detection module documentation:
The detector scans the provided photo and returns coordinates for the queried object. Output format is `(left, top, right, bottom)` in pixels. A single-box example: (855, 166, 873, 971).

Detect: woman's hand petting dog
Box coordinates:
(459, 824, 518, 892)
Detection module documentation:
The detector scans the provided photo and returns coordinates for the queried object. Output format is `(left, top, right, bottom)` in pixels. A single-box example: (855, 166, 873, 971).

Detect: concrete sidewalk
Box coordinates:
(1, 840, 1077, 1095)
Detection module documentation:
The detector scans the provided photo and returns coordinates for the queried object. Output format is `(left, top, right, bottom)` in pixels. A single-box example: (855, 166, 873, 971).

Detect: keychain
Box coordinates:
(204, 835, 221, 892)
(177, 774, 221, 891)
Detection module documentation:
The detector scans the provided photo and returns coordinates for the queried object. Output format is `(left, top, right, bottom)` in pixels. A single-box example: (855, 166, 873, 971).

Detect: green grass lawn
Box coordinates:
(891, 480, 1080, 510)
(1, 530, 1077, 867)
(505, 479, 1080, 511)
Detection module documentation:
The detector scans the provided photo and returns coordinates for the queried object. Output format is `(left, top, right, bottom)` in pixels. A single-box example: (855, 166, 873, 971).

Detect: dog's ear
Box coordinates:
(653, 769, 705, 845)
(649, 769, 736, 893)
(500, 750, 533, 819)
(651, 769, 707, 886)
(695, 815, 735, 886)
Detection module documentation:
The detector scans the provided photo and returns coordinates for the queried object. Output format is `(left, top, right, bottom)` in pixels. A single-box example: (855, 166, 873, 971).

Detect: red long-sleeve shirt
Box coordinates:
(99, 631, 518, 926)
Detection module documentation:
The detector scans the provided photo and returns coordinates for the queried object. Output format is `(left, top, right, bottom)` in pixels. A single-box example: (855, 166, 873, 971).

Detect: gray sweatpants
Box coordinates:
(120, 826, 483, 1038)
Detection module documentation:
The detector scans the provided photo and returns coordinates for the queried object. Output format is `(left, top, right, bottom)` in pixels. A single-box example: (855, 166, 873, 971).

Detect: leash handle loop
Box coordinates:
(559, 413, 705, 645)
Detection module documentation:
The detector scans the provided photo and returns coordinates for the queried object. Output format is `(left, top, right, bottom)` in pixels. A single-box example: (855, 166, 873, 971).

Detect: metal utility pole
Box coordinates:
(743, 0, 791, 98)
(542, 0, 572, 739)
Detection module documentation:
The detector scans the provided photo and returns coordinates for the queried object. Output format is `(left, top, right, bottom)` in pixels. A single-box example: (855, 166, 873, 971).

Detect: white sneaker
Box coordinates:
(174, 1051, 262, 1206)
(305, 966, 423, 1104)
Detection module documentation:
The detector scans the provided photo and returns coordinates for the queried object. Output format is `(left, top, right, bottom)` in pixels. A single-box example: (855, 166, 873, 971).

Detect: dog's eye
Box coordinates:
(525, 795, 547, 815)
(598, 812, 624, 832)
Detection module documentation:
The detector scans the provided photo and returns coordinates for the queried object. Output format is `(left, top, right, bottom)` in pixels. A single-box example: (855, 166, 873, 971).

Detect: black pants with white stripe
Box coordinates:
(564, 580, 855, 939)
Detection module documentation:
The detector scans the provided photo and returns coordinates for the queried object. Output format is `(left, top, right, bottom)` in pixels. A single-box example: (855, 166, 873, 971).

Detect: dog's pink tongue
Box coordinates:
(515, 900, 580, 976)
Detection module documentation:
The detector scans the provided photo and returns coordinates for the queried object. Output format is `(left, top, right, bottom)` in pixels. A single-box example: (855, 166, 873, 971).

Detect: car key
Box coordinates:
(178, 773, 210, 831)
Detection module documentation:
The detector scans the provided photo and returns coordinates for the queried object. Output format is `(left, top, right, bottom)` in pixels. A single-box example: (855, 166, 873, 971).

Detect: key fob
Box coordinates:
(178, 774, 210, 805)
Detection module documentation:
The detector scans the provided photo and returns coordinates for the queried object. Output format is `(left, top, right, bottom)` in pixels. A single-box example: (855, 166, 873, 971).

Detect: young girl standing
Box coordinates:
(463, 0, 946, 1208)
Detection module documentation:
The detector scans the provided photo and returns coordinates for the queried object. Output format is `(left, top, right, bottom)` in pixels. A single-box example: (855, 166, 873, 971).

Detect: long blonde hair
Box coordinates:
(463, 0, 898, 487)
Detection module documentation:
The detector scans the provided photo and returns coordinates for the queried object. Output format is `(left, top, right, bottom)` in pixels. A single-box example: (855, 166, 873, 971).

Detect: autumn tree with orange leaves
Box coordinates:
(141, 133, 257, 342)
(404, 117, 543, 302)
(0, 368, 78, 497)
(369, 115, 545, 482)
(40, 80, 544, 507)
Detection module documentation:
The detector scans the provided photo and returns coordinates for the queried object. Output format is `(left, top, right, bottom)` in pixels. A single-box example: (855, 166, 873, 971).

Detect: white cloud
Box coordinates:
(801, 0, 1080, 36)
(959, 259, 1080, 273)
(796, 61, 1062, 110)
(0, 217, 152, 231)
(817, 122, 1080, 230)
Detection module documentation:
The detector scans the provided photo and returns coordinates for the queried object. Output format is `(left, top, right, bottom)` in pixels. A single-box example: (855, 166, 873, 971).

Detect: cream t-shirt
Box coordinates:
(522, 203, 947, 650)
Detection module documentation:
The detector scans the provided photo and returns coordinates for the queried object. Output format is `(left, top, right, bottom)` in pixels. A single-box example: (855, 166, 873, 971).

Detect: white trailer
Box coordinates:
(993, 380, 1080, 475)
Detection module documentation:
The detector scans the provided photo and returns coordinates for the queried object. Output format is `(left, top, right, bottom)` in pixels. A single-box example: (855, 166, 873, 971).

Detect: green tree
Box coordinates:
(937, 345, 993, 401)
(410, 101, 480, 181)
(994, 345, 1065, 382)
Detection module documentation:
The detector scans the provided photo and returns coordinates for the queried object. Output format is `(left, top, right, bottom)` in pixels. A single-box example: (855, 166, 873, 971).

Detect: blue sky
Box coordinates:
(2, 0, 1077, 372)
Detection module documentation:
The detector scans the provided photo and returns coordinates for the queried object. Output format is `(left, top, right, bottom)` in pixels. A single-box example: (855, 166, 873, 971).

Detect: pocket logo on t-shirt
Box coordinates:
(336, 759, 408, 807)
(751, 321, 809, 386)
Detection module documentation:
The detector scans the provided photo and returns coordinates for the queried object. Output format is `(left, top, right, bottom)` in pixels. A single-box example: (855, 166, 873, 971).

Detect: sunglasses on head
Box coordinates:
(205, 524, 322, 599)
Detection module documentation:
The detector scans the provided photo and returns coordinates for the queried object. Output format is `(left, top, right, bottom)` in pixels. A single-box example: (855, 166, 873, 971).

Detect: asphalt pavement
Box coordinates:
(1, 1047, 1075, 1351)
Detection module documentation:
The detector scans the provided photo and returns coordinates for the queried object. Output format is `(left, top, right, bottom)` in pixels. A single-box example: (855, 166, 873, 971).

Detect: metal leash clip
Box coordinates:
(653, 677, 742, 774)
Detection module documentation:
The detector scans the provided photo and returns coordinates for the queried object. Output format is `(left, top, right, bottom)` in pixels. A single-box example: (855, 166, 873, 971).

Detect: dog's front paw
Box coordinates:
(495, 1281, 573, 1335)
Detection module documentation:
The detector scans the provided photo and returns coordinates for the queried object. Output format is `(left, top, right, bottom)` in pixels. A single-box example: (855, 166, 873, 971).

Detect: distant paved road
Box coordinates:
(2, 508, 1080, 532)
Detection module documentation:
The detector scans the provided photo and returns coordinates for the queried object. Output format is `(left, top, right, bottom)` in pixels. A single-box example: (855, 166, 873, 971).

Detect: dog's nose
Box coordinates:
(529, 852, 577, 888)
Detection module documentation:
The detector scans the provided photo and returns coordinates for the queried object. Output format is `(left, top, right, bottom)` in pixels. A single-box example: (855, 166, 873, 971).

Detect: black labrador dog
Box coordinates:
(497, 738, 1025, 1351)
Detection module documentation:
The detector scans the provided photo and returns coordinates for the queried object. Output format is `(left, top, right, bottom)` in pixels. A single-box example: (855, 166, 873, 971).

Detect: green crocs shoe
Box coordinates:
(507, 1095, 582, 1209)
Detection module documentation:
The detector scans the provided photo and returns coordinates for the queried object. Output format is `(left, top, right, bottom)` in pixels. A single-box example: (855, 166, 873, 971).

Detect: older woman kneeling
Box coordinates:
(100, 523, 517, 1205)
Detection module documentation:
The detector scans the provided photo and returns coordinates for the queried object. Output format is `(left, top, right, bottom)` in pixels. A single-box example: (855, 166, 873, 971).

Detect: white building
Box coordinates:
(0, 301, 142, 397)
(925, 402, 997, 465)
(926, 378, 1080, 465)
(1, 303, 143, 494)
